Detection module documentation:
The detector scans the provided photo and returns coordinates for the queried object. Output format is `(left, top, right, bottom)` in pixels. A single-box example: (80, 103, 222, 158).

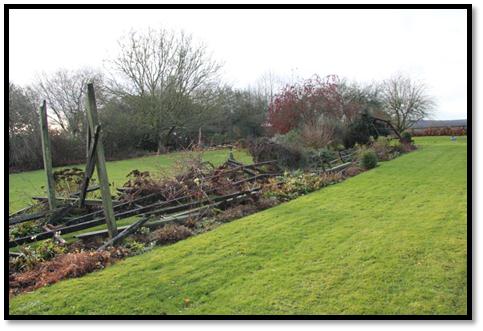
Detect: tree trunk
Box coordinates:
(198, 127, 202, 147)
(157, 126, 176, 154)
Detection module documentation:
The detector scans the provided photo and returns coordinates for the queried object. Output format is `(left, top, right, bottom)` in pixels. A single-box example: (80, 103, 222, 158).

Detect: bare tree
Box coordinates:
(9, 82, 43, 169)
(35, 68, 105, 137)
(382, 74, 435, 132)
(109, 28, 222, 153)
(254, 71, 285, 105)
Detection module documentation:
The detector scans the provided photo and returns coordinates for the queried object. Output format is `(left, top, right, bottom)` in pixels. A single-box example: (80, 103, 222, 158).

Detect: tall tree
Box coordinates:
(9, 82, 43, 169)
(382, 74, 435, 132)
(109, 28, 222, 153)
(35, 68, 105, 137)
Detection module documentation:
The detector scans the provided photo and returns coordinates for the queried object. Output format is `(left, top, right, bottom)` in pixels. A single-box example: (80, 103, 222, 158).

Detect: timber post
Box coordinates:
(85, 83, 118, 238)
(39, 100, 57, 210)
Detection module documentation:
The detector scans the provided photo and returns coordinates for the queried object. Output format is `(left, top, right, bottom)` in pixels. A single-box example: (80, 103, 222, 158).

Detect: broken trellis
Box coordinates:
(8, 152, 354, 250)
(9, 82, 358, 251)
(9, 83, 117, 246)
(8, 162, 274, 248)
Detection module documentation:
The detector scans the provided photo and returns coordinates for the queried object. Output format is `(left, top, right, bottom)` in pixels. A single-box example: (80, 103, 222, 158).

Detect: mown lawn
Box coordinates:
(9, 136, 467, 315)
(8, 148, 252, 213)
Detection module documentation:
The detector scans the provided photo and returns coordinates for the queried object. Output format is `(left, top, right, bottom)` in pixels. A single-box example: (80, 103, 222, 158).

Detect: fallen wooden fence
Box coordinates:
(8, 150, 356, 250)
(8, 186, 262, 248)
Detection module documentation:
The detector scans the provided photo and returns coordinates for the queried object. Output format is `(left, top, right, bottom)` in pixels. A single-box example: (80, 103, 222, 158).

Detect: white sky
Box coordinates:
(8, 8, 467, 120)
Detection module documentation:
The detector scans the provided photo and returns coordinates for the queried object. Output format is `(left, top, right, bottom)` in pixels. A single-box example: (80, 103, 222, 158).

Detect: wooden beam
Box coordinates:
(39, 100, 57, 210)
(85, 83, 118, 238)
(9, 203, 42, 218)
(327, 162, 352, 173)
(43, 225, 66, 245)
(32, 196, 120, 207)
(9, 188, 262, 248)
(98, 216, 151, 250)
(69, 185, 100, 197)
(78, 125, 101, 208)
(9, 210, 50, 225)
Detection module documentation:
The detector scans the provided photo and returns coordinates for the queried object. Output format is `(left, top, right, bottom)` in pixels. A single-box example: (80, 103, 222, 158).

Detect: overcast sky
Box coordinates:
(9, 8, 467, 120)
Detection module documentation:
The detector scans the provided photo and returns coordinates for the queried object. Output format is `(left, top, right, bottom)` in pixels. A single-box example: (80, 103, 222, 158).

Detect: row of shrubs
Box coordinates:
(411, 127, 467, 136)
(248, 133, 415, 171)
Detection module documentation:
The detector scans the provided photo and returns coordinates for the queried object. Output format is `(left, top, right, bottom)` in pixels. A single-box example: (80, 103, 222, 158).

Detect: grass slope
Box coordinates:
(8, 149, 251, 213)
(9, 137, 467, 315)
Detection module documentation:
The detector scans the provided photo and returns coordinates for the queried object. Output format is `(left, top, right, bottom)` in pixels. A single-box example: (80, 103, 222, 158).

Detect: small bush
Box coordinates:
(393, 141, 416, 154)
(306, 148, 337, 168)
(271, 130, 302, 146)
(248, 137, 307, 169)
(148, 224, 193, 245)
(9, 240, 67, 274)
(344, 166, 363, 177)
(215, 204, 259, 223)
(343, 114, 390, 148)
(53, 168, 85, 197)
(401, 131, 413, 144)
(263, 171, 343, 201)
(35, 240, 67, 260)
(359, 149, 378, 170)
(255, 197, 281, 210)
(122, 238, 146, 256)
(371, 137, 393, 161)
(9, 247, 42, 274)
(9, 221, 41, 241)
(299, 118, 339, 149)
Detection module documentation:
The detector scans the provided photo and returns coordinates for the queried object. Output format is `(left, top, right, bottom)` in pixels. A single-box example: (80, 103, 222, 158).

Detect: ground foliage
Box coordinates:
(9, 137, 467, 315)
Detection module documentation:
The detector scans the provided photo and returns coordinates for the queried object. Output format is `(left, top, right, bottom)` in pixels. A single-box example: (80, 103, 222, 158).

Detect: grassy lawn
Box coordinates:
(9, 136, 467, 315)
(8, 148, 252, 213)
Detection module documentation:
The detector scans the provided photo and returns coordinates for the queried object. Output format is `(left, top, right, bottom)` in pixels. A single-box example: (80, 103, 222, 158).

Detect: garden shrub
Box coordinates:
(122, 238, 147, 256)
(148, 224, 193, 245)
(393, 141, 416, 154)
(53, 168, 86, 197)
(35, 239, 67, 260)
(306, 148, 337, 168)
(359, 149, 378, 170)
(215, 204, 259, 223)
(248, 137, 307, 169)
(9, 240, 67, 274)
(9, 221, 41, 241)
(271, 130, 302, 146)
(371, 137, 393, 161)
(343, 166, 363, 177)
(299, 118, 341, 149)
(263, 171, 343, 201)
(343, 113, 390, 148)
(401, 131, 413, 144)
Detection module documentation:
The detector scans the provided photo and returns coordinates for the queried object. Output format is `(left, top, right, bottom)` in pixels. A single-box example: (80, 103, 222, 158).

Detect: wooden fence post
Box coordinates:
(85, 83, 118, 238)
(39, 100, 57, 210)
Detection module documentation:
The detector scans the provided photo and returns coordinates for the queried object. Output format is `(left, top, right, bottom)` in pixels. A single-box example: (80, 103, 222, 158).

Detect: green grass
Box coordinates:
(9, 136, 467, 315)
(9, 148, 252, 213)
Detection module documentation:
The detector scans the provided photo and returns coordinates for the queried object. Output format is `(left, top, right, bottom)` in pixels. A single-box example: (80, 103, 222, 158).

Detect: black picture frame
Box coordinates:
(4, 2, 472, 321)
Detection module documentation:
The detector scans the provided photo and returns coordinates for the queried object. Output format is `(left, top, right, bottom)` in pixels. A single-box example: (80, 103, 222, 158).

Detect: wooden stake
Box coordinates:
(85, 83, 118, 238)
(78, 125, 101, 208)
(39, 100, 57, 210)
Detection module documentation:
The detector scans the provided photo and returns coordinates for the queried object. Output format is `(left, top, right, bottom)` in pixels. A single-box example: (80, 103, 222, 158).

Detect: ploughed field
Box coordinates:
(9, 137, 467, 315)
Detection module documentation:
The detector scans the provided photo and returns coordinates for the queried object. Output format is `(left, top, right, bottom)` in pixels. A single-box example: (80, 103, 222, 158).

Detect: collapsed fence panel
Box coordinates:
(8, 186, 262, 248)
